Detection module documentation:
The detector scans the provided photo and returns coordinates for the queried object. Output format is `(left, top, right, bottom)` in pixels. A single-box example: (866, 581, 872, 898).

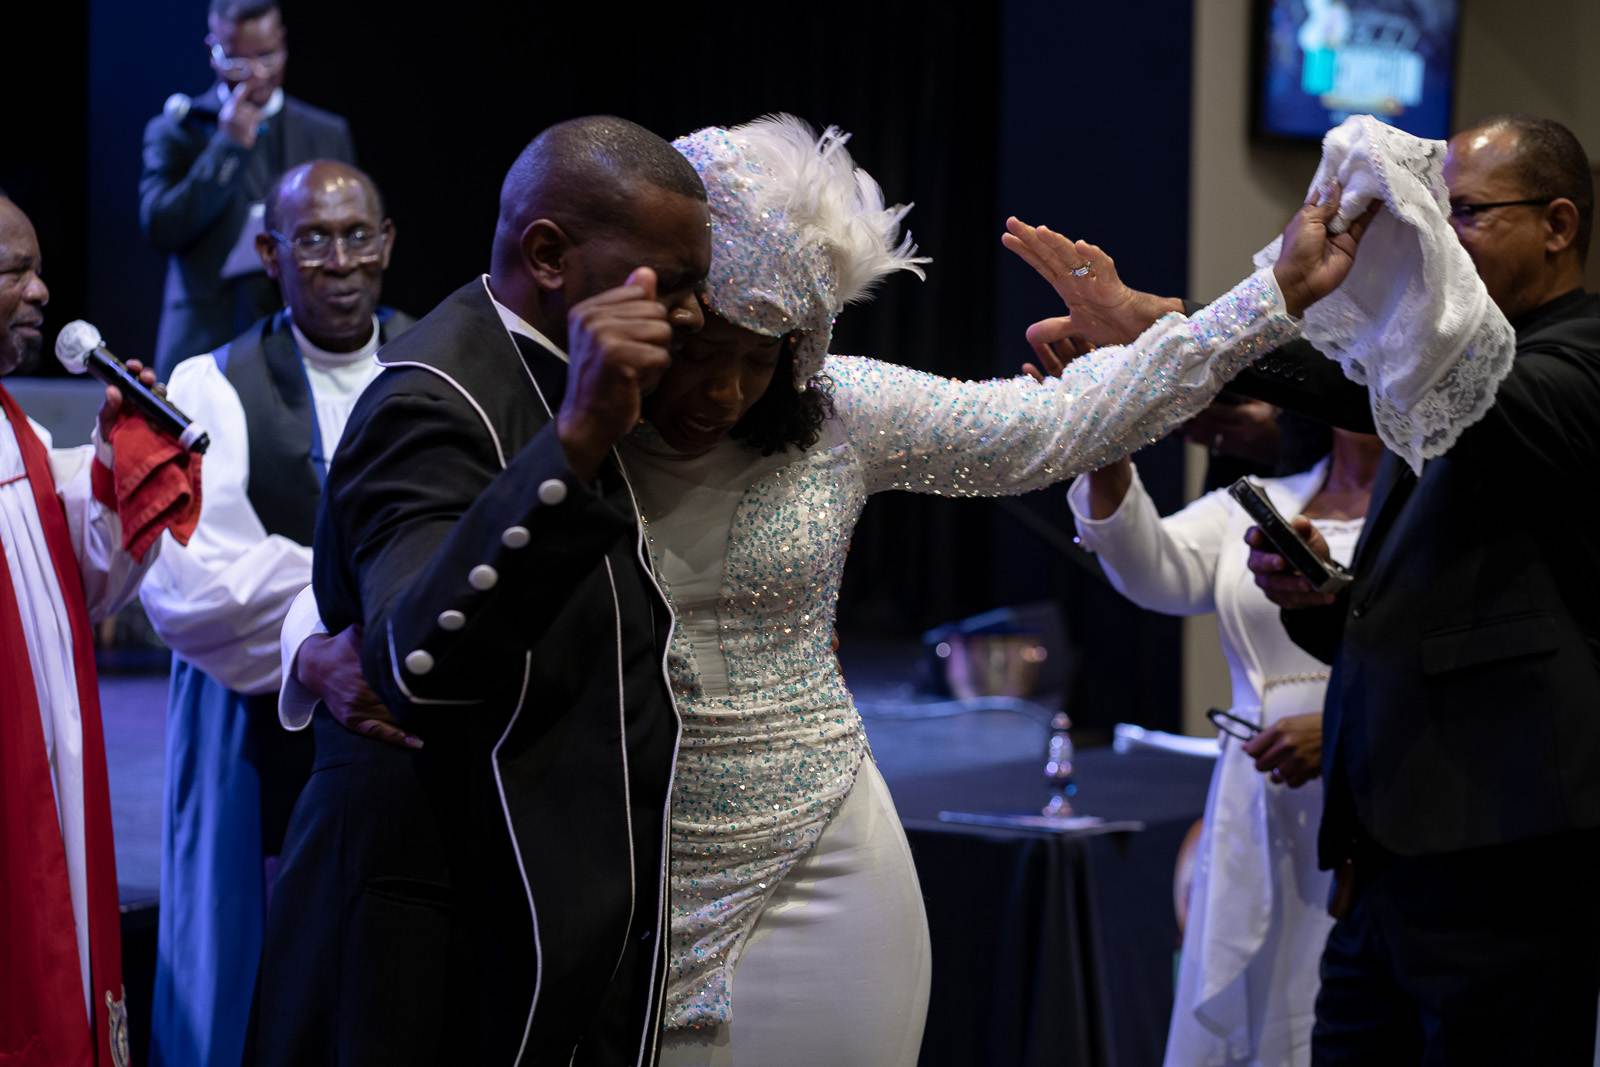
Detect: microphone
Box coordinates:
(55, 321, 209, 453)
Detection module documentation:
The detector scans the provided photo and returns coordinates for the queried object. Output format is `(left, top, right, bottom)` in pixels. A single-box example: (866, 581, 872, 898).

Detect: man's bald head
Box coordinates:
(258, 160, 394, 352)
(493, 116, 705, 268)
(265, 160, 383, 235)
(1455, 115, 1594, 265)
(1446, 115, 1593, 317)
(489, 116, 710, 338)
(0, 195, 49, 376)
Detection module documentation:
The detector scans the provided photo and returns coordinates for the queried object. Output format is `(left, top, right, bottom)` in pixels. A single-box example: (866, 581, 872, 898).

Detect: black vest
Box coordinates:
(214, 307, 410, 544)
(207, 306, 412, 852)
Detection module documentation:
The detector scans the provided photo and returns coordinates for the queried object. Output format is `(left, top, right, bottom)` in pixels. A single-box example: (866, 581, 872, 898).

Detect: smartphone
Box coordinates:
(1228, 478, 1354, 595)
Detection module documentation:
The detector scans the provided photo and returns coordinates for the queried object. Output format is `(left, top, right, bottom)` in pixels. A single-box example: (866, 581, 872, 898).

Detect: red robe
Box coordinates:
(0, 381, 128, 1067)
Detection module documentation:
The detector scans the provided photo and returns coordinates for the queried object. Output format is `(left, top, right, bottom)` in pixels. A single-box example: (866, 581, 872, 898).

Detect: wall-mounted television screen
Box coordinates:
(1253, 0, 1459, 142)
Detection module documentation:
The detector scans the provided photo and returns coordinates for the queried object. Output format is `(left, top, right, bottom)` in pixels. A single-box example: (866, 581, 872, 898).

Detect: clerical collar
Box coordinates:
(290, 315, 379, 368)
(482, 274, 568, 364)
(214, 84, 285, 119)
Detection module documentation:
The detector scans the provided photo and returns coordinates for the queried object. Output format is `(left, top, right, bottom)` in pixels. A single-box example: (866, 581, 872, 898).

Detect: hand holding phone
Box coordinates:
(1230, 478, 1353, 596)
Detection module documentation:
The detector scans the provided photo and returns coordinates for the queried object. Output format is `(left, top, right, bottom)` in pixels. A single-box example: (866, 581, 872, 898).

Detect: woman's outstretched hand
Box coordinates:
(1002, 218, 1185, 352)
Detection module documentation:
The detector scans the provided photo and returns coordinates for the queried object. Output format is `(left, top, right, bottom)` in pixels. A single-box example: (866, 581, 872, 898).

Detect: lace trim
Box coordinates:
(1366, 306, 1516, 472)
(1259, 117, 1515, 474)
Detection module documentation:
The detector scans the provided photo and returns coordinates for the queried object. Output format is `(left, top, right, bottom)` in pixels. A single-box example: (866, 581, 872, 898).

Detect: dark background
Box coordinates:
(6, 0, 1199, 732)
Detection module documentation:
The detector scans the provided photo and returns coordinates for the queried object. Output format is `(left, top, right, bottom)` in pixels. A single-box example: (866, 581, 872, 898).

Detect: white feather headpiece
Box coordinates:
(674, 115, 930, 388)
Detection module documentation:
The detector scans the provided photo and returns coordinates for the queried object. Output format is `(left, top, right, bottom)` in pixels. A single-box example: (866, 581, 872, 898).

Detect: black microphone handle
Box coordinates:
(85, 347, 210, 453)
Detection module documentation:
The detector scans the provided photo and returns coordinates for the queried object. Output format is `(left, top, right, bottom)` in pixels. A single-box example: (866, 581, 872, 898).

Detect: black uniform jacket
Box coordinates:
(257, 278, 680, 1067)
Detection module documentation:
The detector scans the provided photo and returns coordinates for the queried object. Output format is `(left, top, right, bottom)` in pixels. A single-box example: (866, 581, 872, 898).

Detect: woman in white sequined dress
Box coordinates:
(645, 116, 1375, 1066)
(1066, 426, 1381, 1067)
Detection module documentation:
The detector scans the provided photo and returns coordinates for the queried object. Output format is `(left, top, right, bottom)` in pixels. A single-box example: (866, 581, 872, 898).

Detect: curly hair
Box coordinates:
(729, 348, 836, 456)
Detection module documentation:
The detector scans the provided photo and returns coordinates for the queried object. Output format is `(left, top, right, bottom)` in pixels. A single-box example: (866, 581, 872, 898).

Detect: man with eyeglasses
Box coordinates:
(1240, 114, 1600, 1065)
(140, 0, 355, 378)
(1036, 113, 1600, 1063)
(138, 160, 410, 1067)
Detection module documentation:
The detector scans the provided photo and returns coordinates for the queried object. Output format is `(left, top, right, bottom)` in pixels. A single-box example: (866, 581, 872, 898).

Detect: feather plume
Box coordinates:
(731, 114, 930, 306)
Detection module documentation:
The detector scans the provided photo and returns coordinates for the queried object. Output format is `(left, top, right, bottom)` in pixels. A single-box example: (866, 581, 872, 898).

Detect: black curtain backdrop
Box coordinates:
(986, 0, 1196, 731)
(3, 2, 90, 356)
(20, 0, 1206, 731)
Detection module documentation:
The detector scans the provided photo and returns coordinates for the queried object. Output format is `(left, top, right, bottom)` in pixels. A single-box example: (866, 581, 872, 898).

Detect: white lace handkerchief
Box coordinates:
(1253, 115, 1516, 473)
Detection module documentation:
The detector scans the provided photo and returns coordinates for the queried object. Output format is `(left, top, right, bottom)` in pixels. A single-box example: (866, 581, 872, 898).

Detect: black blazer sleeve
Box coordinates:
(139, 114, 251, 252)
(1220, 309, 1600, 471)
(1227, 338, 1377, 433)
(322, 386, 635, 716)
(1181, 299, 1375, 432)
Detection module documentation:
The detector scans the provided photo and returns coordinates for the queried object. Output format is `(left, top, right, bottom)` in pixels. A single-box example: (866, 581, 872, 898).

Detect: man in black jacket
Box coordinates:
(140, 0, 355, 376)
(1248, 115, 1600, 1066)
(256, 116, 710, 1067)
(1032, 114, 1600, 1064)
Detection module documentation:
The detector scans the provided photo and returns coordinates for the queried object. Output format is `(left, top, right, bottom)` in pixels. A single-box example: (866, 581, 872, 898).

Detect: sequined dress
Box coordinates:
(619, 269, 1299, 1029)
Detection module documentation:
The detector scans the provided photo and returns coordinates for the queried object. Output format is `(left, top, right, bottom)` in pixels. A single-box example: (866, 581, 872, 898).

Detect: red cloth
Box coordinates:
(0, 382, 129, 1067)
(89, 412, 202, 563)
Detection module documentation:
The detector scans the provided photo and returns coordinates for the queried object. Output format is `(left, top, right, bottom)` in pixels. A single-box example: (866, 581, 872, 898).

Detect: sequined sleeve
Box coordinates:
(827, 268, 1299, 496)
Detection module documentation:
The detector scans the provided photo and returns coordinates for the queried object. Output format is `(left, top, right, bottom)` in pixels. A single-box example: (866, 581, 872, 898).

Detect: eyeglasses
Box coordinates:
(1206, 707, 1262, 742)
(268, 226, 387, 268)
(1448, 197, 1558, 222)
(211, 42, 286, 80)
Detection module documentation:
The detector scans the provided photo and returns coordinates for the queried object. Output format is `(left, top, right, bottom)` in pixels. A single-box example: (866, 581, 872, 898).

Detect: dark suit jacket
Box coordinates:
(257, 279, 677, 1067)
(1228, 290, 1600, 863)
(140, 87, 355, 377)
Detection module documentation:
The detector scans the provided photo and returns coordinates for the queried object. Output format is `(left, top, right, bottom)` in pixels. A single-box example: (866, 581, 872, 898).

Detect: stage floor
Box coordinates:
(102, 672, 168, 902)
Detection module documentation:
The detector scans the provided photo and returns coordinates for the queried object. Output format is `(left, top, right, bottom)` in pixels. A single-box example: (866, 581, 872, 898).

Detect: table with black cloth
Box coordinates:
(863, 711, 1215, 1067)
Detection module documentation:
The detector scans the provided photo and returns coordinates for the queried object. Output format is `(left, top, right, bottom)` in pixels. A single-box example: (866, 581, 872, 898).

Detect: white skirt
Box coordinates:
(659, 760, 932, 1066)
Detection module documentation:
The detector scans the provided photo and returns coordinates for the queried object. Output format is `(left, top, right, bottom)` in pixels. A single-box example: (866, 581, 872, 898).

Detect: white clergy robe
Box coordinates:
(137, 314, 382, 1067)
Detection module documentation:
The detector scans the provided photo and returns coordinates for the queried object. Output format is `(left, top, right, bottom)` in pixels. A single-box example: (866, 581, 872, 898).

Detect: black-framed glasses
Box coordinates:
(211, 42, 286, 79)
(1448, 197, 1558, 221)
(1206, 707, 1262, 742)
(269, 226, 387, 268)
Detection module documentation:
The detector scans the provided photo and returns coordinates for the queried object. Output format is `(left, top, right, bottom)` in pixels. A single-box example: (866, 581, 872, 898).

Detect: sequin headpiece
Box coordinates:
(673, 115, 929, 389)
